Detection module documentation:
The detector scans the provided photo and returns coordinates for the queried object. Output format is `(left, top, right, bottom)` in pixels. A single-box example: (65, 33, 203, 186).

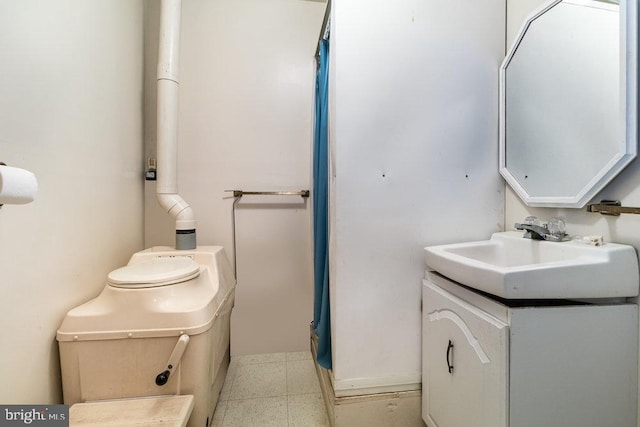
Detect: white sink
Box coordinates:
(424, 231, 639, 299)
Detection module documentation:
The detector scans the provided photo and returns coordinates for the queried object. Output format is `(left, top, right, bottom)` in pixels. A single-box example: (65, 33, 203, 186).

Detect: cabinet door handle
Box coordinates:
(446, 340, 454, 374)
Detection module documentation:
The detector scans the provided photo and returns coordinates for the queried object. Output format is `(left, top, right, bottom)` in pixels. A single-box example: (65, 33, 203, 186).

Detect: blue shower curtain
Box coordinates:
(313, 37, 331, 370)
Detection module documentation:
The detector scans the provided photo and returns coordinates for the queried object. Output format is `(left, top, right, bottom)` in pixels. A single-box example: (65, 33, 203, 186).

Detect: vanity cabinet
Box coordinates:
(422, 272, 638, 427)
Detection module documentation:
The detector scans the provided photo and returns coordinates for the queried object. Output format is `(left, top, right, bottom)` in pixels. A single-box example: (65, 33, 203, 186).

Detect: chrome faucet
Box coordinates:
(514, 216, 569, 242)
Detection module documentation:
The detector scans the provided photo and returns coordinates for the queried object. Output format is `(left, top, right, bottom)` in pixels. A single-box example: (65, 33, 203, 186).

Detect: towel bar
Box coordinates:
(587, 200, 640, 216)
(225, 190, 309, 198)
(226, 189, 310, 277)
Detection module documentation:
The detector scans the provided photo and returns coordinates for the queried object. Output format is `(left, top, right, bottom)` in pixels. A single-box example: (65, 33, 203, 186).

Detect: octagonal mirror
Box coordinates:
(499, 0, 637, 207)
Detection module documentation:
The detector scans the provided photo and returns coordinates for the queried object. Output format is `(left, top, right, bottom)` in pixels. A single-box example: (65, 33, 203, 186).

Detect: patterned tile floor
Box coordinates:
(212, 351, 329, 426)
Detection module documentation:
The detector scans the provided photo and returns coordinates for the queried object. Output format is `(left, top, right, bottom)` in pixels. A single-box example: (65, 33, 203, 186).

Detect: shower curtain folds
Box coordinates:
(313, 37, 331, 370)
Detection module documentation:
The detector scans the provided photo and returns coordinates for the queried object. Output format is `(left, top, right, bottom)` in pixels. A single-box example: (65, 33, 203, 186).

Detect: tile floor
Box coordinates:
(212, 351, 329, 426)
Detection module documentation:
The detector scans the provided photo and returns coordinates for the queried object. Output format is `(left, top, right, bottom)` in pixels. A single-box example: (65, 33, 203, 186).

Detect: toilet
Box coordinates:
(57, 246, 236, 427)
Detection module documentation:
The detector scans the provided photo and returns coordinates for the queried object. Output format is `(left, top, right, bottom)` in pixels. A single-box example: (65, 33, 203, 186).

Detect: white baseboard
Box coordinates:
(332, 376, 421, 398)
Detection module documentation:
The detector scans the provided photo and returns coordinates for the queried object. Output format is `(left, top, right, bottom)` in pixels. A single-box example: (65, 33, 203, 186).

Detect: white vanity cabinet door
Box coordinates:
(508, 304, 638, 427)
(422, 281, 508, 427)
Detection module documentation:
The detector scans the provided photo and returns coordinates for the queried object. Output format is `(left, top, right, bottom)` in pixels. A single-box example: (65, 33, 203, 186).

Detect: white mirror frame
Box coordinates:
(499, 0, 637, 208)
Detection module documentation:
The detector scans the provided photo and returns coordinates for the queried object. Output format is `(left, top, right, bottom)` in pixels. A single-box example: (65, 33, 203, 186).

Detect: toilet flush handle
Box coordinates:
(155, 334, 190, 386)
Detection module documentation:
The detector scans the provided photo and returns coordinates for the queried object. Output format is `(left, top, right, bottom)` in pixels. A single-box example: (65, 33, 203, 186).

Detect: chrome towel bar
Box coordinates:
(587, 200, 640, 216)
(225, 190, 309, 198)
(226, 189, 310, 278)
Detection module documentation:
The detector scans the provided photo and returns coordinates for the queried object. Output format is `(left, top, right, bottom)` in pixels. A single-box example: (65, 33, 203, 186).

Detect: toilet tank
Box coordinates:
(57, 246, 236, 427)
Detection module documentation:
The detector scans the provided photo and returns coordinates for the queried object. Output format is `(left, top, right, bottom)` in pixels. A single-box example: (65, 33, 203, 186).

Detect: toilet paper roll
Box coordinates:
(0, 165, 38, 205)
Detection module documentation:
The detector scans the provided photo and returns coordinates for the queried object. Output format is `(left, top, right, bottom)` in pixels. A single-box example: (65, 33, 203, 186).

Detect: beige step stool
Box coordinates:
(70, 395, 194, 427)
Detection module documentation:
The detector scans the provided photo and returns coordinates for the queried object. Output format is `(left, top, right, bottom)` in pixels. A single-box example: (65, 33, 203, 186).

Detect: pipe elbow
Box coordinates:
(156, 193, 196, 230)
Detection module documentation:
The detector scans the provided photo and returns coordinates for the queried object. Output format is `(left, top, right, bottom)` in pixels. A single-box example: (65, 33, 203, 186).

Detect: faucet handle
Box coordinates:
(523, 215, 540, 226)
(547, 217, 566, 236)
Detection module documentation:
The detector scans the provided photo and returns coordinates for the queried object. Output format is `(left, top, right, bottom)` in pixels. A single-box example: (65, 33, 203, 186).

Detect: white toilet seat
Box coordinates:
(107, 257, 200, 289)
(70, 395, 194, 427)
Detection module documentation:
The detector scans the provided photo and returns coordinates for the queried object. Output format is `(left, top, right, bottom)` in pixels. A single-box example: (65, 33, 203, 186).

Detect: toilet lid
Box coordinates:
(108, 257, 200, 288)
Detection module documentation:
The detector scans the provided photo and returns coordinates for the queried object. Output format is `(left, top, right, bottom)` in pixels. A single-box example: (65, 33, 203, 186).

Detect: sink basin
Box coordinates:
(424, 231, 639, 299)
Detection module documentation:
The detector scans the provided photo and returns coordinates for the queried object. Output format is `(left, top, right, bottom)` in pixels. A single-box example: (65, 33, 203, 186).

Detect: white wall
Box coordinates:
(329, 0, 506, 395)
(143, 0, 326, 354)
(0, 0, 144, 403)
